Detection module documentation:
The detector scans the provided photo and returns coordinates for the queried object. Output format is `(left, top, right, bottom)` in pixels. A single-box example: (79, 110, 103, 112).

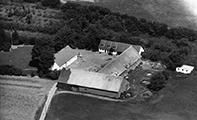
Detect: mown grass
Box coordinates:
(0, 46, 33, 69)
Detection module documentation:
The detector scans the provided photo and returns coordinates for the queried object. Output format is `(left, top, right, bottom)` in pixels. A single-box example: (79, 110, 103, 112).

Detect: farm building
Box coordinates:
(51, 46, 80, 70)
(98, 46, 142, 76)
(176, 65, 194, 74)
(58, 69, 130, 98)
(98, 39, 144, 55)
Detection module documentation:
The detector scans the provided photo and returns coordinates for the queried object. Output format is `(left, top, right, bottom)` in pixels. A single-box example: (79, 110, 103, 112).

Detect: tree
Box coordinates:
(147, 72, 167, 91)
(0, 29, 11, 51)
(12, 30, 20, 45)
(29, 38, 55, 76)
(41, 0, 60, 8)
(0, 65, 23, 76)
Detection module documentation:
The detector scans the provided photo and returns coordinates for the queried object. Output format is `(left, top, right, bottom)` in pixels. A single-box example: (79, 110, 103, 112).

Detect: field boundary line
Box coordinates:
(39, 82, 57, 120)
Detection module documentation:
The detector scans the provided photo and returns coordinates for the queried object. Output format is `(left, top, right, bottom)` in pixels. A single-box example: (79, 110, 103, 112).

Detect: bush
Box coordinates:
(44, 70, 60, 80)
(147, 72, 169, 92)
(0, 65, 23, 76)
(41, 0, 60, 8)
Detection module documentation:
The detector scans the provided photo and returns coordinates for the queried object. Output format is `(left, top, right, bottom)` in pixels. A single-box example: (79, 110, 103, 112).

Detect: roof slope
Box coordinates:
(54, 46, 79, 67)
(98, 46, 141, 76)
(59, 69, 125, 92)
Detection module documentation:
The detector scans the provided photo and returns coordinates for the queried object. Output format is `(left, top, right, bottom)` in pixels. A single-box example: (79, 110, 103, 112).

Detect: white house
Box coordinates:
(176, 65, 194, 74)
(51, 46, 79, 70)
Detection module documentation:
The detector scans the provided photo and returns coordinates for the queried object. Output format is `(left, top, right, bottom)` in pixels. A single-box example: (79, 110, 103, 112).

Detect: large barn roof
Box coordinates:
(54, 46, 79, 67)
(58, 69, 125, 92)
(98, 46, 141, 76)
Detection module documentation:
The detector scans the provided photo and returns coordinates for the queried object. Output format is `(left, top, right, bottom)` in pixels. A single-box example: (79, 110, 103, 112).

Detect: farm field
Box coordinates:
(0, 75, 55, 120)
(46, 71, 197, 120)
(0, 45, 33, 69)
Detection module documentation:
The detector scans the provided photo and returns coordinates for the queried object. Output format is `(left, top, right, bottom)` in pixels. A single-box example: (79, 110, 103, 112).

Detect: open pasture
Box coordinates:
(0, 76, 54, 120)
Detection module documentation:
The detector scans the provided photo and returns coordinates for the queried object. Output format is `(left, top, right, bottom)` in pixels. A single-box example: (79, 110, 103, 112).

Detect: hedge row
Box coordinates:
(0, 21, 60, 35)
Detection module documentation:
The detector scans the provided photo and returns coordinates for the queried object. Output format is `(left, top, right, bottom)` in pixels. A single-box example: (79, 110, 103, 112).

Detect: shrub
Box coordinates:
(41, 0, 60, 8)
(147, 72, 169, 92)
(0, 65, 23, 76)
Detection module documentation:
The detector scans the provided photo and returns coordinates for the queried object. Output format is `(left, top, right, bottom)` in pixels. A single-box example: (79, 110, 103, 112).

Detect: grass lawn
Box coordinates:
(0, 76, 55, 120)
(0, 45, 33, 69)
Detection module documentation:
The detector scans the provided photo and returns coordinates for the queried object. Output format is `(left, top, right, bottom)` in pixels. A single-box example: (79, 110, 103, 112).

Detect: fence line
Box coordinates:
(39, 82, 57, 120)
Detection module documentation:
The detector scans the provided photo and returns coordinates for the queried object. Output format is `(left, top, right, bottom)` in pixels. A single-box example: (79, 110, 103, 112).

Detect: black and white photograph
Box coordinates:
(0, 0, 197, 120)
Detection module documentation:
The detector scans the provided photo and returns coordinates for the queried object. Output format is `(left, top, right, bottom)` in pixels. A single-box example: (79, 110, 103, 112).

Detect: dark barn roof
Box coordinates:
(99, 40, 142, 53)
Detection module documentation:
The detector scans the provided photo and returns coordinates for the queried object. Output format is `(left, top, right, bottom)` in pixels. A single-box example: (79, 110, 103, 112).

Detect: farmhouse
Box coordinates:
(58, 69, 130, 98)
(176, 65, 194, 74)
(51, 46, 80, 70)
(98, 46, 142, 76)
(98, 39, 144, 55)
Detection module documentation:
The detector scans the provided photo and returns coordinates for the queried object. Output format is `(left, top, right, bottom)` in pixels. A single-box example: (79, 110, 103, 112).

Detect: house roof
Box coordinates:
(54, 46, 79, 67)
(99, 39, 142, 53)
(98, 46, 141, 76)
(179, 65, 194, 71)
(58, 69, 125, 92)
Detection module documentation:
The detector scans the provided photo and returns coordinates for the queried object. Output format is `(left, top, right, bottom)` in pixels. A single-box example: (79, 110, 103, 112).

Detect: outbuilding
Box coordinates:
(51, 46, 80, 70)
(58, 69, 130, 98)
(176, 65, 194, 74)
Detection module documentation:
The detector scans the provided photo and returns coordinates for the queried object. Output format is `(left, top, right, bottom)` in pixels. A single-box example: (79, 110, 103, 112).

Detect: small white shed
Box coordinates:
(176, 65, 194, 74)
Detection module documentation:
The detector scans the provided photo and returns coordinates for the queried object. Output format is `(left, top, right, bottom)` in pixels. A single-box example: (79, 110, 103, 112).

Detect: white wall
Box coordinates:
(176, 67, 192, 74)
(51, 55, 78, 70)
(51, 62, 60, 71)
(139, 47, 144, 55)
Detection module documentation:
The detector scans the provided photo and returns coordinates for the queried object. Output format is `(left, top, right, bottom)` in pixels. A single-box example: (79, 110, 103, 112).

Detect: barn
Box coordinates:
(51, 46, 80, 70)
(98, 46, 142, 76)
(58, 69, 130, 98)
(98, 39, 144, 55)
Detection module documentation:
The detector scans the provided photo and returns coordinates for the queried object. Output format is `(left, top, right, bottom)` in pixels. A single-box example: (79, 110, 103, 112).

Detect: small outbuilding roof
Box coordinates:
(54, 46, 79, 67)
(178, 65, 194, 71)
(98, 46, 141, 76)
(58, 69, 125, 92)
